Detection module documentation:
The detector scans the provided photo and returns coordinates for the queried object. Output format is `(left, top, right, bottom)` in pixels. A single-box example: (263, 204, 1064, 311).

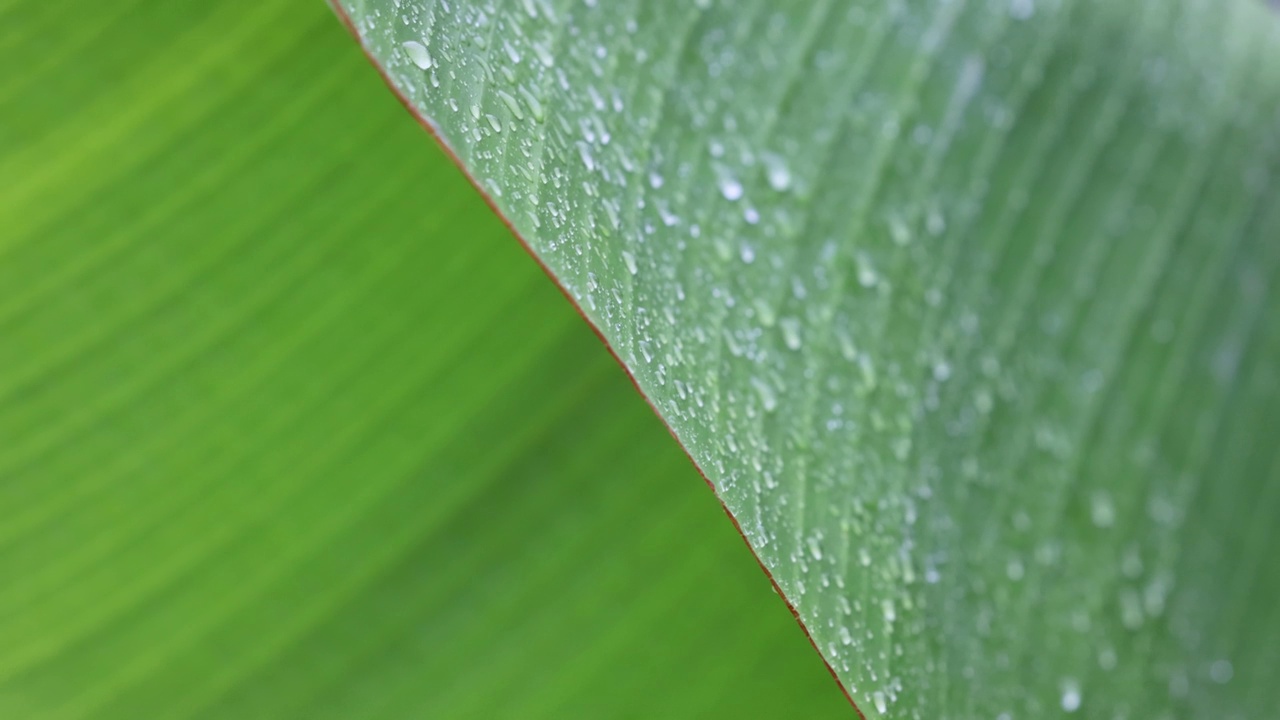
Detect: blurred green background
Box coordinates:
(0, 0, 849, 717)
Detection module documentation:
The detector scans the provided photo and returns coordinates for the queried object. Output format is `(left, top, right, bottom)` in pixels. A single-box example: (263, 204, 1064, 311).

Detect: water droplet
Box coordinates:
(932, 361, 952, 382)
(532, 42, 555, 68)
(496, 90, 524, 120)
(791, 276, 807, 299)
(739, 243, 756, 264)
(719, 175, 744, 202)
(1090, 490, 1115, 528)
(779, 317, 802, 350)
(1060, 678, 1082, 712)
(837, 595, 852, 615)
(1169, 668, 1190, 698)
(1120, 589, 1144, 629)
(752, 298, 776, 326)
(1210, 659, 1233, 684)
(856, 252, 879, 287)
(926, 208, 946, 236)
(750, 376, 778, 412)
(602, 200, 620, 230)
(761, 152, 792, 192)
(402, 40, 433, 70)
(577, 142, 595, 171)
(1121, 545, 1143, 578)
(836, 328, 857, 361)
(517, 86, 545, 122)
(975, 388, 994, 414)
(622, 251, 638, 276)
(858, 355, 878, 391)
(881, 599, 896, 623)
(807, 536, 823, 561)
(873, 691, 888, 714)
(1009, 0, 1036, 20)
(888, 214, 912, 245)
(1143, 578, 1168, 617)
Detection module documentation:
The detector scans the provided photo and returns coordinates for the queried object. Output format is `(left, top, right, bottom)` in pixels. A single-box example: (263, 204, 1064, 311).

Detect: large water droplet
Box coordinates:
(517, 86, 545, 122)
(496, 90, 524, 120)
(402, 40, 433, 70)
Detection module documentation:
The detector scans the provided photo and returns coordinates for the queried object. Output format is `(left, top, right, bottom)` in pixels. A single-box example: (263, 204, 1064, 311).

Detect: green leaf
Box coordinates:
(336, 0, 1280, 717)
(0, 1, 849, 717)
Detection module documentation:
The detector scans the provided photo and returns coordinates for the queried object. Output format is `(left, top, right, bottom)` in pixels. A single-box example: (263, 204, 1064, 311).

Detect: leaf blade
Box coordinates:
(338, 0, 1280, 716)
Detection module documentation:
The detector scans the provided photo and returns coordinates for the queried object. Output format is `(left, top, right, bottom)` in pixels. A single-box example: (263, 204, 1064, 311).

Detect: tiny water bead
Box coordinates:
(719, 175, 744, 201)
(1060, 678, 1082, 713)
(881, 598, 896, 623)
(838, 625, 854, 645)
(1010, 0, 1036, 20)
(576, 142, 595, 171)
(807, 535, 824, 560)
(761, 151, 793, 192)
(1090, 490, 1116, 528)
(779, 317, 802, 350)
(750, 375, 778, 412)
(926, 208, 946, 236)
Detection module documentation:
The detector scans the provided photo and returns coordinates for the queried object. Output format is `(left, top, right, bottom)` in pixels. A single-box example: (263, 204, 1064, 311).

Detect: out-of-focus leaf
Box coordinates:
(337, 0, 1280, 716)
(0, 1, 849, 717)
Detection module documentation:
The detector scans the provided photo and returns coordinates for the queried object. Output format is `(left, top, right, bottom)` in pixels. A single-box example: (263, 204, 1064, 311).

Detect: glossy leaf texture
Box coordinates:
(336, 0, 1280, 717)
(0, 0, 852, 717)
